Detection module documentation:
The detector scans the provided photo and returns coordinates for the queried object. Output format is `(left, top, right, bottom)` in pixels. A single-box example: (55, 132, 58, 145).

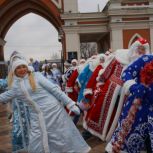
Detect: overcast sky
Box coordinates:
(4, 0, 108, 61)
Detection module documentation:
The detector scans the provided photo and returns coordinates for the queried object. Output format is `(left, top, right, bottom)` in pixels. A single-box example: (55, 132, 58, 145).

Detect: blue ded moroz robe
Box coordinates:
(106, 55, 153, 153)
(0, 72, 91, 153)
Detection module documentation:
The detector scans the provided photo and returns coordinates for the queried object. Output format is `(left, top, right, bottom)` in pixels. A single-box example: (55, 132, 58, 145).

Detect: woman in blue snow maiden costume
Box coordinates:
(0, 52, 91, 153)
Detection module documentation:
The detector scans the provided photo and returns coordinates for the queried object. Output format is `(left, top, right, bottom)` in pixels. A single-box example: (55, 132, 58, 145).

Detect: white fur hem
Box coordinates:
(106, 87, 127, 142)
(105, 142, 113, 152)
(83, 88, 93, 96)
(83, 120, 105, 141)
(105, 143, 128, 153)
(105, 142, 147, 153)
(123, 80, 136, 95)
(102, 86, 121, 140)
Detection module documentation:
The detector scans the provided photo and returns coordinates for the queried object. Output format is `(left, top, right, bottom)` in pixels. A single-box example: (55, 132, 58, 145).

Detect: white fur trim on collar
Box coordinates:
(89, 59, 99, 71)
(114, 49, 130, 65)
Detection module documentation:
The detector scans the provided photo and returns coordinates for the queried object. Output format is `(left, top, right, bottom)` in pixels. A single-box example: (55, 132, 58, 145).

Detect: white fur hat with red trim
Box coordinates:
(128, 38, 150, 61)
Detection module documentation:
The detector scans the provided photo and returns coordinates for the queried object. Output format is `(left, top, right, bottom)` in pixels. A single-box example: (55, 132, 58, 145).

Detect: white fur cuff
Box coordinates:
(66, 101, 75, 109)
(96, 82, 104, 87)
(98, 69, 105, 76)
(83, 88, 93, 96)
(123, 80, 136, 95)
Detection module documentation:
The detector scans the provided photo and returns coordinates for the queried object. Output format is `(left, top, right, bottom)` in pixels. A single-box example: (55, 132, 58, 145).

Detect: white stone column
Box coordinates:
(110, 29, 123, 51)
(150, 28, 153, 53)
(65, 33, 80, 59)
(149, 16, 153, 53)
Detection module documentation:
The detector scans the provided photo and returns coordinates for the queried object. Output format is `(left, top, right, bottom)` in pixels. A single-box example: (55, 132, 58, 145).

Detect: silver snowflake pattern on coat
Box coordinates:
(135, 122, 148, 137)
(148, 116, 153, 126)
(142, 56, 149, 62)
(126, 133, 145, 153)
(149, 105, 153, 112)
(149, 132, 153, 152)
(132, 71, 137, 77)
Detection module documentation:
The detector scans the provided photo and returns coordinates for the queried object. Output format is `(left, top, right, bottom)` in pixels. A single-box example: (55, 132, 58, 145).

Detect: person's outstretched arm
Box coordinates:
(37, 72, 80, 115)
(0, 89, 16, 103)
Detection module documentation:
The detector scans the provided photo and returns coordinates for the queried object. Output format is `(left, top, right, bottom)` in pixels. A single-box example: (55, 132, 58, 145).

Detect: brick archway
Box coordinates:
(0, 0, 65, 61)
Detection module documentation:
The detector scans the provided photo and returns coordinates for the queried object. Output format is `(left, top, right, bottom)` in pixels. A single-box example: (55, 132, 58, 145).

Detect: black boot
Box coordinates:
(82, 130, 92, 140)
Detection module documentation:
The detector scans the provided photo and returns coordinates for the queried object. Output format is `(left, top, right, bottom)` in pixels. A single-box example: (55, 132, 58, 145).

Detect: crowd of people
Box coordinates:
(0, 37, 153, 153)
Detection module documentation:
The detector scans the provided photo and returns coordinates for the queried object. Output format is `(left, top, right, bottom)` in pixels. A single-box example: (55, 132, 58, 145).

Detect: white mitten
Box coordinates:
(66, 102, 80, 115)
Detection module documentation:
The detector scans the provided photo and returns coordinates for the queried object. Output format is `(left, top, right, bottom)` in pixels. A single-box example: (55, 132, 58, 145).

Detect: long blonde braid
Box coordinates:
(7, 71, 14, 88)
(28, 71, 36, 92)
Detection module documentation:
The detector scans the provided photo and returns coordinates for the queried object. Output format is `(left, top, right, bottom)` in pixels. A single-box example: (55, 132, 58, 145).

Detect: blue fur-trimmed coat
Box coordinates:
(106, 55, 153, 153)
(0, 72, 90, 153)
(77, 64, 93, 103)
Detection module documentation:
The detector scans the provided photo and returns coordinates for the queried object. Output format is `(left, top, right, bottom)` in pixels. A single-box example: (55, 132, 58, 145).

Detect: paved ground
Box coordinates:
(0, 104, 12, 153)
(0, 104, 106, 153)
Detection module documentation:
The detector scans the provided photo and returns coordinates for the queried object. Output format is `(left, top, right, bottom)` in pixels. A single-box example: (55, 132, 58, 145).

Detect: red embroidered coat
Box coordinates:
(83, 56, 124, 141)
(83, 64, 103, 102)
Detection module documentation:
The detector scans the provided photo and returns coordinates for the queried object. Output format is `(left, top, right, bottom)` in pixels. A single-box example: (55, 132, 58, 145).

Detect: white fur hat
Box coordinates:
(71, 59, 78, 64)
(52, 63, 57, 67)
(12, 59, 28, 72)
(128, 38, 150, 61)
(10, 51, 26, 65)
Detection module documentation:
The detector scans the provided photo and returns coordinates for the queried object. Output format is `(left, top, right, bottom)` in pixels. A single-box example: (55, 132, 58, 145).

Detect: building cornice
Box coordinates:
(108, 7, 153, 16)
(61, 12, 107, 20)
(62, 25, 108, 34)
(109, 20, 153, 30)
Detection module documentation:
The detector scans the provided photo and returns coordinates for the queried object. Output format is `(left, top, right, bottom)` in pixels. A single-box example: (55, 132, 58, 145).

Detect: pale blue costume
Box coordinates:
(0, 72, 90, 153)
(12, 99, 30, 153)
